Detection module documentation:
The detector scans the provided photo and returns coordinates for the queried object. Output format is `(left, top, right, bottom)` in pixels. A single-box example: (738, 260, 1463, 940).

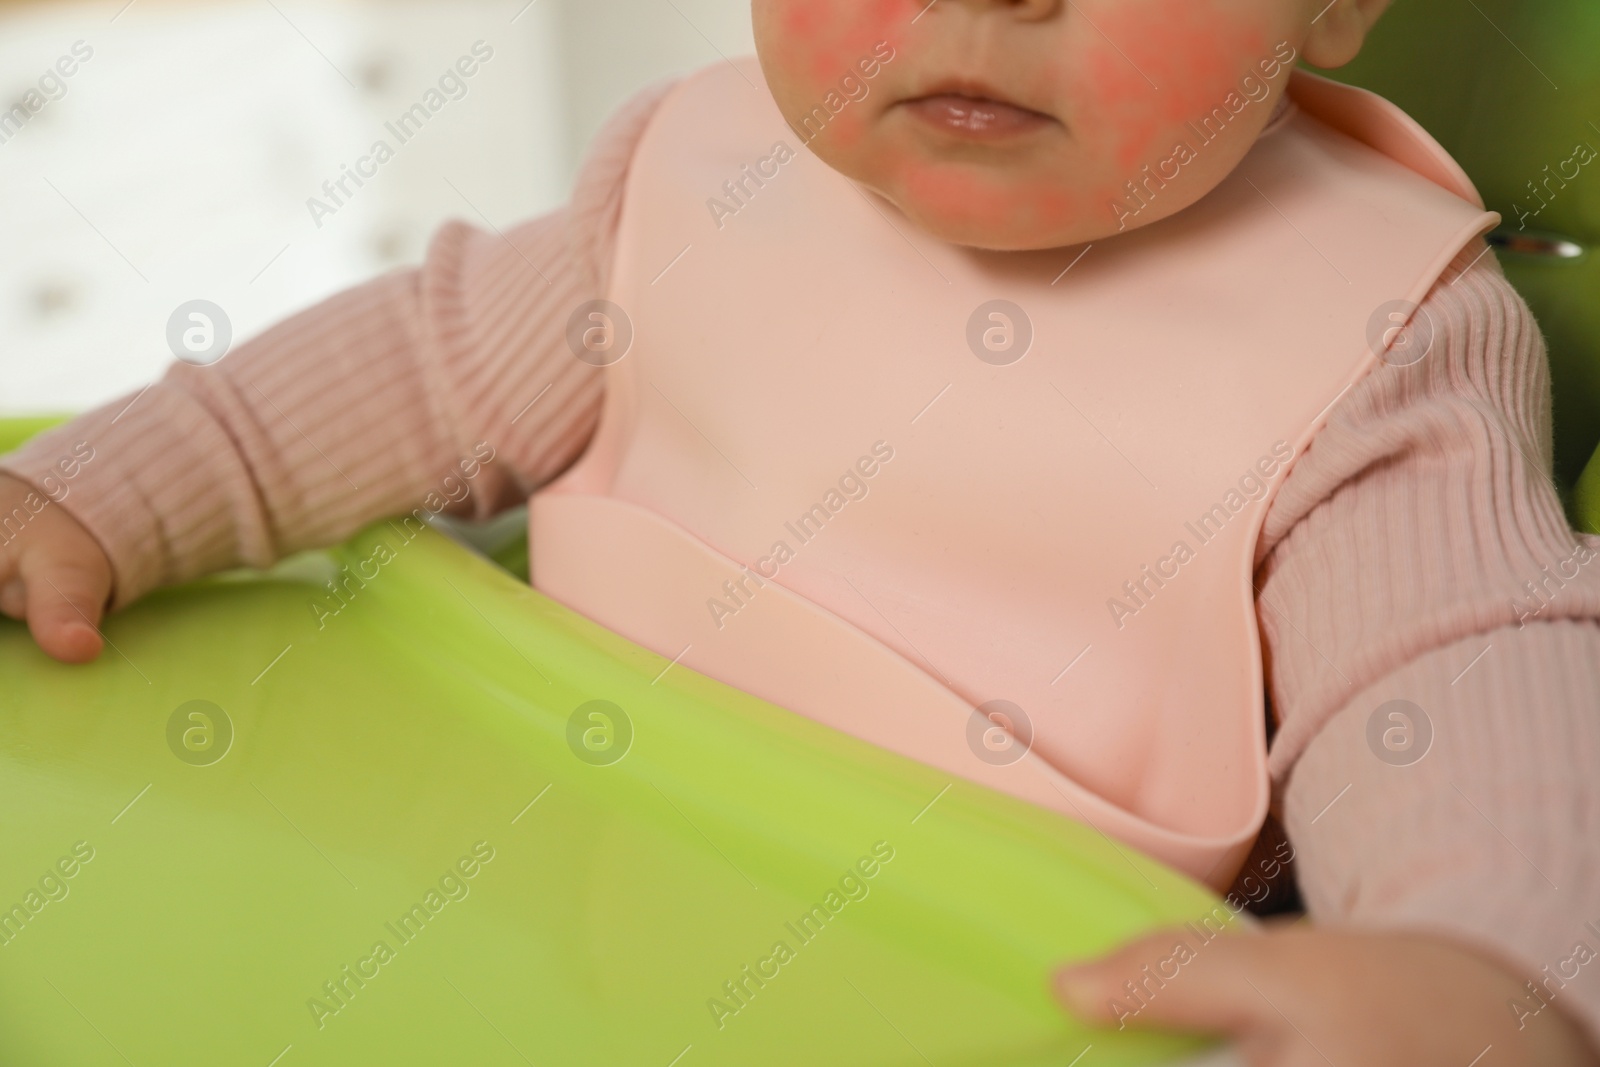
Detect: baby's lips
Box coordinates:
(900, 93, 1057, 139)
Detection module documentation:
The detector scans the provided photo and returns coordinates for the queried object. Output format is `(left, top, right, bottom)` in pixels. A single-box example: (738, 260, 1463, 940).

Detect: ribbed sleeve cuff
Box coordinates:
(0, 381, 272, 610)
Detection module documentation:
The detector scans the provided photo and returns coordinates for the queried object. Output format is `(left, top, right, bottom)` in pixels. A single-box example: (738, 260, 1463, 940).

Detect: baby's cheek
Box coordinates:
(1068, 0, 1270, 173)
(767, 0, 913, 87)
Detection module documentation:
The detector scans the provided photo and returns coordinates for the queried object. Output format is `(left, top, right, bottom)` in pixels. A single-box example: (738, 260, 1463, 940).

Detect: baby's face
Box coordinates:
(753, 0, 1356, 250)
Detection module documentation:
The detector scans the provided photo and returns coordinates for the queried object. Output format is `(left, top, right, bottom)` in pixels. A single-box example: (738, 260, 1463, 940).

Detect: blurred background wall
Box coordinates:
(0, 0, 755, 414)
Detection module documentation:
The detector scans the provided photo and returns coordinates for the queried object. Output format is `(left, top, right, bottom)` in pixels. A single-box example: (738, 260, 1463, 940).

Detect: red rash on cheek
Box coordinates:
(780, 4, 820, 36)
(1068, 0, 1270, 172)
(769, 0, 913, 87)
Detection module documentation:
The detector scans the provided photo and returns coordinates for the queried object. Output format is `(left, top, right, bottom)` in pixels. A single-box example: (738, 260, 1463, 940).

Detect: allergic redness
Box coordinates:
(776, 0, 913, 86)
(1069, 0, 1271, 172)
(765, 0, 1284, 244)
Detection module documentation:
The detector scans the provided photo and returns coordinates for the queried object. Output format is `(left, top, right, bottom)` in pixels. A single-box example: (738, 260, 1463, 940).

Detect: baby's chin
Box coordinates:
(892, 203, 1104, 252)
(845, 159, 1114, 253)
(845, 140, 1241, 252)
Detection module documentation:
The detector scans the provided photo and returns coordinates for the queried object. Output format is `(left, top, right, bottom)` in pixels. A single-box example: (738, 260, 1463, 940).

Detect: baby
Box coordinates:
(4, 1, 1599, 1063)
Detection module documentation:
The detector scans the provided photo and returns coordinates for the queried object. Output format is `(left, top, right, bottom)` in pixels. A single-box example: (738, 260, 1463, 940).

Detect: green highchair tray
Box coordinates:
(0, 420, 1232, 1065)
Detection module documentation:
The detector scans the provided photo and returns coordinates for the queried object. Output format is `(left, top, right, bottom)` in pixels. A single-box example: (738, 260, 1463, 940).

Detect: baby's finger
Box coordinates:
(0, 578, 24, 619)
(0, 536, 19, 617)
(20, 554, 109, 663)
(1053, 925, 1275, 1038)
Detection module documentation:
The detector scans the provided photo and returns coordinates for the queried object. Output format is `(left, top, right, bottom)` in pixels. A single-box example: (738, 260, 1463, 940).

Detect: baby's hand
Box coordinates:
(1054, 923, 1600, 1066)
(0, 473, 110, 663)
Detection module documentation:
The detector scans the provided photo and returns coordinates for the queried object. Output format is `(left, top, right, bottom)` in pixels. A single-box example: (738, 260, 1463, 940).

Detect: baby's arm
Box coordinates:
(1259, 241, 1600, 1047)
(0, 79, 676, 660)
(1060, 242, 1600, 1064)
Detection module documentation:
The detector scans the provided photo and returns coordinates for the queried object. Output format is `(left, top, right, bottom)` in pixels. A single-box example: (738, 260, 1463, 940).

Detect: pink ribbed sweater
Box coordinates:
(7, 80, 1600, 1043)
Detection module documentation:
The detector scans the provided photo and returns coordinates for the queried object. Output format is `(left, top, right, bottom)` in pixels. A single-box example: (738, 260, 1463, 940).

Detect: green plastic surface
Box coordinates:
(0, 418, 1232, 1065)
(1578, 446, 1600, 535)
